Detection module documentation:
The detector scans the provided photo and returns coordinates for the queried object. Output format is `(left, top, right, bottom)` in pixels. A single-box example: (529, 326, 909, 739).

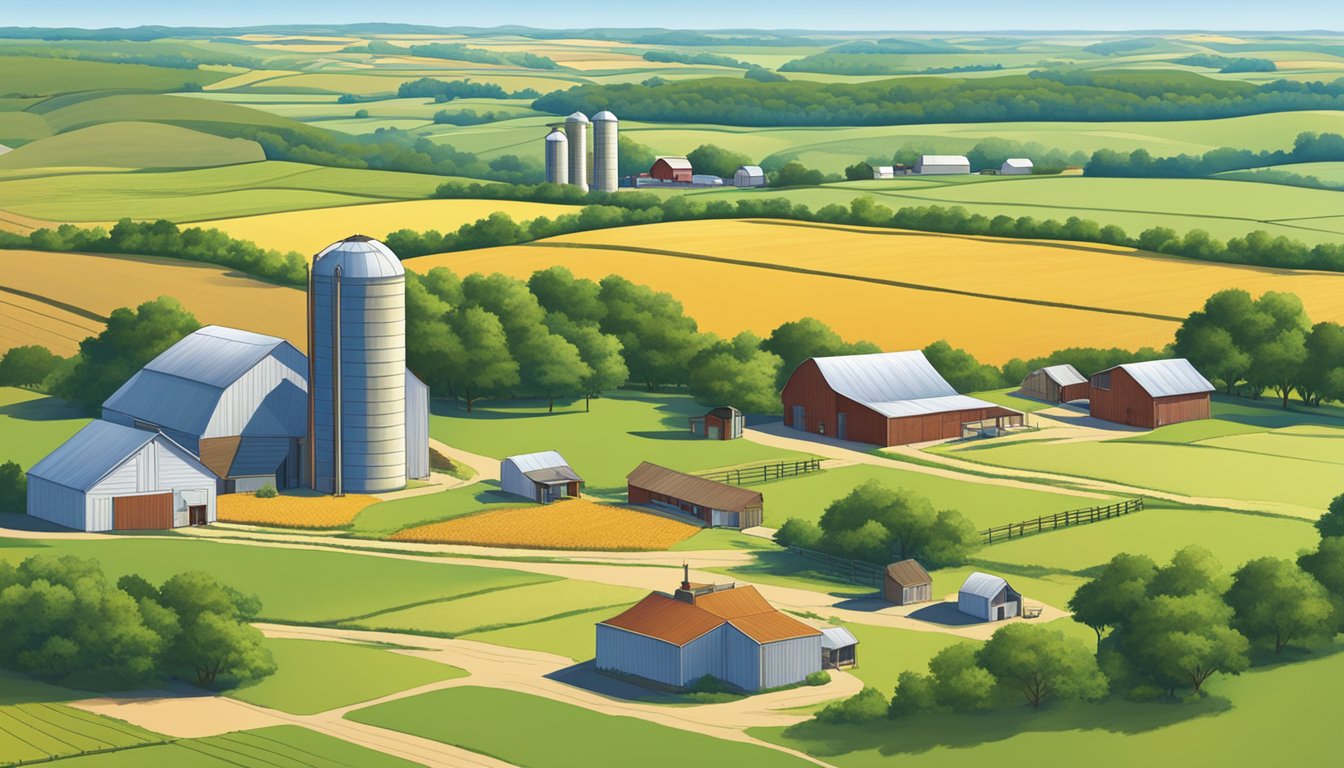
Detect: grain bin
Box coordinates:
(308, 235, 406, 495)
(564, 111, 589, 192)
(591, 111, 618, 193)
(544, 127, 569, 185)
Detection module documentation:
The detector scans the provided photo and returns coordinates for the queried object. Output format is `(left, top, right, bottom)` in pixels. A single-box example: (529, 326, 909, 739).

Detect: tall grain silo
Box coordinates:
(544, 127, 569, 185)
(308, 235, 406, 495)
(592, 111, 618, 193)
(564, 111, 589, 192)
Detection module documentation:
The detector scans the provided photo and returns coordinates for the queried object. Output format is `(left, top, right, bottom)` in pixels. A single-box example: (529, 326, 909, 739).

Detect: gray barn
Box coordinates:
(500, 451, 583, 503)
(958, 571, 1022, 622)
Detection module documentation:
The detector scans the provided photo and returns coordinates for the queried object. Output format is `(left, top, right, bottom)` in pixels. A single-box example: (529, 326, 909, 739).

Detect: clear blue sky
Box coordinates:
(11, 1, 1344, 31)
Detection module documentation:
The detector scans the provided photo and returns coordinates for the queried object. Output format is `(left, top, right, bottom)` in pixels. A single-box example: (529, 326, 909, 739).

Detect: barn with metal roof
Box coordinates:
(595, 580, 821, 692)
(958, 571, 1022, 622)
(781, 351, 1021, 446)
(26, 421, 217, 532)
(1019, 364, 1089, 404)
(500, 451, 583, 503)
(915, 154, 971, 175)
(627, 462, 763, 529)
(1088, 358, 1214, 429)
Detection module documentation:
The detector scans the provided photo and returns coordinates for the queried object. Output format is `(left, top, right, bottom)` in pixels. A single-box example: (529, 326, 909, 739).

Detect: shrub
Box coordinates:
(0, 461, 25, 514)
(815, 686, 889, 724)
(805, 670, 831, 686)
(774, 518, 823, 549)
(686, 674, 737, 694)
(254, 485, 278, 499)
(889, 670, 936, 717)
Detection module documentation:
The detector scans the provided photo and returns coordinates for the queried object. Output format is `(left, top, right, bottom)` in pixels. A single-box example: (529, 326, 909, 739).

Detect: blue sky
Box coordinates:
(13, 1, 1344, 31)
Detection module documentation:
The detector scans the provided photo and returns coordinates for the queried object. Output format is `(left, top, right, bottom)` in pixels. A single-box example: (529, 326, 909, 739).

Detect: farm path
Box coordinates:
(372, 439, 499, 501)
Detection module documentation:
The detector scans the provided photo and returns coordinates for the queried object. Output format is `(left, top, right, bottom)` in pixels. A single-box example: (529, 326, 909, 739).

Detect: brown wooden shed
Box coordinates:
(626, 461, 763, 529)
(1088, 359, 1214, 429)
(884, 559, 933, 605)
(1018, 365, 1089, 404)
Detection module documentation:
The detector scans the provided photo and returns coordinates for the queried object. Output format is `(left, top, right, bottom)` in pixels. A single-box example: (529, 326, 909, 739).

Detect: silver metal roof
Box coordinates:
(545, 128, 568, 142)
(504, 450, 575, 473)
(1003, 158, 1033, 168)
(960, 571, 1010, 600)
(874, 166, 895, 173)
(592, 110, 617, 122)
(736, 165, 764, 176)
(1112, 358, 1214, 398)
(919, 155, 970, 165)
(566, 111, 590, 123)
(28, 421, 169, 492)
(864, 394, 1000, 419)
(140, 325, 292, 389)
(312, 236, 403, 279)
(820, 626, 858, 650)
(814, 351, 957, 404)
(1038, 364, 1087, 387)
(655, 156, 693, 169)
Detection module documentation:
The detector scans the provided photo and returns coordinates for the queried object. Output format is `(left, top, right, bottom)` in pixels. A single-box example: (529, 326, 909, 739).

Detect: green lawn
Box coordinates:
(839, 622, 965, 696)
(227, 638, 466, 715)
(0, 387, 89, 470)
(463, 605, 616, 661)
(0, 122, 264, 171)
(349, 484, 534, 538)
(347, 686, 817, 768)
(969, 387, 1060, 414)
(669, 528, 780, 551)
(429, 391, 810, 493)
(47, 725, 418, 767)
(0, 56, 229, 97)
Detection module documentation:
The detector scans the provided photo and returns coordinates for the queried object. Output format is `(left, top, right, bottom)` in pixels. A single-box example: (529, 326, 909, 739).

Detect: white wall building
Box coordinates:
(500, 451, 583, 503)
(915, 155, 971, 175)
(733, 165, 765, 187)
(957, 571, 1022, 622)
(1001, 158, 1034, 175)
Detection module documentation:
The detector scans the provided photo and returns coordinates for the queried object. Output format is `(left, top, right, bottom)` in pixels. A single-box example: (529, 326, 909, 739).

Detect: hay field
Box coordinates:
(0, 290, 103, 356)
(0, 122, 264, 171)
(391, 498, 700, 550)
(216, 493, 379, 529)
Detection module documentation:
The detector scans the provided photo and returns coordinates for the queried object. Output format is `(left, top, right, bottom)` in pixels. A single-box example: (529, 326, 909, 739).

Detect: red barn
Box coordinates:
(650, 156, 693, 183)
(1088, 358, 1213, 429)
(781, 351, 1021, 447)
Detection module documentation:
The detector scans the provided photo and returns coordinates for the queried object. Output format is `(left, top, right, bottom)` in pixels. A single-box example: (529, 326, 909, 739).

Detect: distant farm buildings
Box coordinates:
(1001, 158, 1034, 175)
(733, 165, 765, 187)
(500, 451, 584, 503)
(820, 626, 859, 670)
(543, 111, 618, 193)
(1089, 358, 1214, 429)
(883, 559, 933, 605)
(873, 164, 910, 179)
(958, 571, 1022, 622)
(781, 351, 1022, 447)
(689, 406, 744, 440)
(915, 154, 971, 175)
(1019, 364, 1089, 404)
(650, 156, 694, 183)
(627, 461, 763, 529)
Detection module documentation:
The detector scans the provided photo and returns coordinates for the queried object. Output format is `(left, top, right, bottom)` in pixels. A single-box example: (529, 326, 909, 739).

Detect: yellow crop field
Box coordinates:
(0, 250, 305, 353)
(0, 292, 104, 356)
(216, 493, 378, 528)
(201, 199, 579, 255)
(407, 219, 1344, 364)
(391, 498, 700, 551)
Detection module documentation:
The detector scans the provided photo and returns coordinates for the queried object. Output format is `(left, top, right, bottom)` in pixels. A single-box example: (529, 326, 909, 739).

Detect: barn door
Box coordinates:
(837, 413, 848, 440)
(112, 493, 174, 530)
(791, 405, 805, 430)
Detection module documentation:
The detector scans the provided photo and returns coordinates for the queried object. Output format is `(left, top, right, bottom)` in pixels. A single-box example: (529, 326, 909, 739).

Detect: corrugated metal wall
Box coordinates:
(595, 624, 683, 686)
(1090, 368, 1212, 429)
(958, 592, 990, 621)
(25, 477, 86, 530)
(405, 371, 429, 480)
(680, 627, 725, 685)
(760, 636, 822, 690)
(500, 461, 534, 501)
(207, 355, 307, 439)
(721, 625, 761, 691)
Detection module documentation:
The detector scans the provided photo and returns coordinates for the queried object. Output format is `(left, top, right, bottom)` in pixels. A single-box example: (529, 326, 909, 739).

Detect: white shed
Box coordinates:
(872, 166, 895, 179)
(915, 155, 971, 175)
(1001, 158, 1034, 175)
(957, 571, 1022, 622)
(26, 421, 217, 532)
(733, 165, 765, 187)
(500, 451, 583, 503)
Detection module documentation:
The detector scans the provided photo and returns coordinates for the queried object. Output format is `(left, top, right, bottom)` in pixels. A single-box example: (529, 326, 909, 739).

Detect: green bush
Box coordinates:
(805, 670, 831, 686)
(686, 674, 737, 694)
(815, 686, 889, 724)
(254, 485, 278, 499)
(0, 461, 25, 514)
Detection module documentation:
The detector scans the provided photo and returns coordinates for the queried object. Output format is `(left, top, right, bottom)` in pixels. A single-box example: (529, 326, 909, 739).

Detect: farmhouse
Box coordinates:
(915, 154, 971, 175)
(1019, 364, 1089, 404)
(733, 165, 765, 187)
(958, 571, 1022, 622)
(1089, 358, 1214, 429)
(500, 451, 583, 503)
(883, 559, 933, 605)
(596, 578, 821, 692)
(1001, 158, 1034, 175)
(627, 461, 763, 529)
(820, 626, 859, 670)
(650, 156, 693, 183)
(27, 421, 217, 532)
(688, 406, 744, 440)
(781, 350, 1021, 447)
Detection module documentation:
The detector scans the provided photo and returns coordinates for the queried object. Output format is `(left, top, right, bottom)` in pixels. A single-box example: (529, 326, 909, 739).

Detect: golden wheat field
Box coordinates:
(390, 498, 701, 550)
(0, 250, 306, 354)
(408, 219, 1344, 364)
(216, 493, 378, 528)
(0, 291, 104, 356)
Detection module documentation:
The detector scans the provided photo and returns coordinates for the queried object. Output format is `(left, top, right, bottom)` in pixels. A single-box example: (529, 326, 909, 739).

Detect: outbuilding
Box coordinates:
(1019, 364, 1089, 404)
(627, 461, 762, 529)
(688, 406, 744, 440)
(651, 156, 693, 183)
(26, 421, 217, 532)
(1001, 158, 1034, 175)
(958, 571, 1022, 622)
(733, 165, 765, 187)
(781, 351, 1021, 447)
(820, 626, 859, 670)
(1089, 358, 1214, 429)
(500, 451, 583, 503)
(915, 155, 971, 175)
(872, 165, 895, 180)
(884, 559, 933, 605)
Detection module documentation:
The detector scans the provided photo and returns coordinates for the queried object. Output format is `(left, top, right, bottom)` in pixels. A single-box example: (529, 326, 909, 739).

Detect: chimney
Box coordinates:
(681, 562, 691, 591)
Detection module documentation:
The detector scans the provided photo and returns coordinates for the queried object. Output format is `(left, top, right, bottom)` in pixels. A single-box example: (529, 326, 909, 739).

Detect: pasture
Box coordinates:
(389, 499, 701, 551)
(0, 671, 162, 766)
(0, 387, 89, 470)
(0, 57, 229, 96)
(0, 122, 264, 171)
(44, 725, 418, 768)
(461, 606, 616, 661)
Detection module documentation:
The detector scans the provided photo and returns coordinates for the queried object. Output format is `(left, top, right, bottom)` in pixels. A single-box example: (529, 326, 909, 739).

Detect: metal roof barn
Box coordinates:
(958, 571, 1022, 622)
(1089, 358, 1213, 429)
(884, 559, 933, 605)
(915, 155, 971, 174)
(733, 165, 765, 188)
(626, 461, 763, 529)
(1001, 158, 1034, 174)
(1019, 364, 1089, 404)
(500, 451, 584, 503)
(1113, 359, 1214, 398)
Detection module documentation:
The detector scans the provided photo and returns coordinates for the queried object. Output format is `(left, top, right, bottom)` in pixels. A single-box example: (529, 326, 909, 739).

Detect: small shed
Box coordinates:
(733, 165, 765, 187)
(1089, 358, 1214, 429)
(915, 155, 971, 175)
(957, 572, 1022, 622)
(1001, 158, 1034, 175)
(872, 165, 895, 180)
(500, 451, 583, 503)
(883, 559, 933, 605)
(689, 406, 744, 440)
(651, 157, 693, 183)
(820, 626, 859, 670)
(1019, 365, 1089, 404)
(627, 461, 763, 529)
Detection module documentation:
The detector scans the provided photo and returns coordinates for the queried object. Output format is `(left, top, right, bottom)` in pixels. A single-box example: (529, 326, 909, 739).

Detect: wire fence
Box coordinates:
(698, 459, 823, 486)
(981, 498, 1144, 544)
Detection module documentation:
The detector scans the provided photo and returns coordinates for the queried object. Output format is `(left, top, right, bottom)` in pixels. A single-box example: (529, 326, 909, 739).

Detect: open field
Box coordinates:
(461, 605, 618, 661)
(0, 57, 230, 96)
(45, 725, 419, 768)
(0, 122, 264, 171)
(347, 686, 817, 768)
(0, 388, 89, 470)
(0, 287, 104, 356)
(349, 486, 534, 538)
(1219, 161, 1344, 186)
(0, 670, 162, 765)
(217, 493, 380, 529)
(227, 638, 467, 715)
(390, 498, 701, 550)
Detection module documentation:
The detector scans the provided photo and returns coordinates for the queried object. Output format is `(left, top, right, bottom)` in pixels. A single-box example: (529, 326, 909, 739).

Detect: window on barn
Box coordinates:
(1092, 371, 1112, 390)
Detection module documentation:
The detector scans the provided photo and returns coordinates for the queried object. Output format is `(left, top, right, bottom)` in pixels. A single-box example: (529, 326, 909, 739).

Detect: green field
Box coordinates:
(0, 670, 162, 765)
(0, 122, 264, 171)
(0, 388, 89, 470)
(349, 485, 535, 538)
(838, 622, 965, 696)
(227, 638, 466, 715)
(346, 686, 817, 768)
(461, 605, 616, 661)
(0, 57, 230, 96)
(46, 725, 418, 768)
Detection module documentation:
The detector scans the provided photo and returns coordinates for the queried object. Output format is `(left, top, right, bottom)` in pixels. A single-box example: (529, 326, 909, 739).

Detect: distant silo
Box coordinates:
(592, 111, 618, 193)
(308, 235, 406, 495)
(544, 127, 569, 185)
(565, 111, 589, 192)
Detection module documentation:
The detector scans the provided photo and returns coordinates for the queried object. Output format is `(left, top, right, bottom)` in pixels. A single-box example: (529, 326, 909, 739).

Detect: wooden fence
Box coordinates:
(699, 458, 823, 486)
(981, 497, 1144, 544)
(788, 546, 886, 589)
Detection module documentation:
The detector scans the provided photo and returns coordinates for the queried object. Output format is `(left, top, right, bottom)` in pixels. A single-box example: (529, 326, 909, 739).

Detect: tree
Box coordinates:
(844, 161, 873, 181)
(617, 134, 657, 178)
(1226, 557, 1335, 654)
(687, 332, 782, 413)
(0, 345, 61, 389)
(1298, 537, 1344, 631)
(773, 518, 822, 549)
(923, 340, 1006, 393)
(761, 318, 879, 389)
(889, 670, 937, 717)
(529, 267, 607, 325)
(1069, 553, 1158, 649)
(928, 642, 995, 712)
(546, 314, 627, 411)
(155, 571, 273, 687)
(1249, 328, 1308, 408)
(0, 461, 25, 514)
(598, 275, 704, 390)
(1148, 545, 1230, 598)
(405, 271, 465, 397)
(772, 161, 824, 187)
(1299, 322, 1344, 406)
(1121, 592, 1249, 695)
(1173, 324, 1250, 394)
(976, 624, 1106, 709)
(816, 481, 979, 567)
(814, 686, 889, 724)
(687, 144, 754, 180)
(448, 307, 519, 411)
(1316, 492, 1344, 539)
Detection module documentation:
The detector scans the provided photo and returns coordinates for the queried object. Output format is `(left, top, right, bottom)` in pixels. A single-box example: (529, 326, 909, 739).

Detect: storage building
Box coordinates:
(1019, 364, 1089, 404)
(1088, 358, 1214, 429)
(958, 572, 1022, 622)
(627, 461, 763, 529)
(500, 451, 583, 503)
(688, 406, 744, 440)
(820, 626, 858, 670)
(884, 559, 933, 605)
(915, 155, 971, 175)
(781, 351, 1020, 447)
(1001, 158, 1033, 175)
(26, 421, 217, 532)
(872, 165, 895, 180)
(596, 581, 821, 692)
(405, 370, 430, 480)
(733, 165, 765, 187)
(650, 157, 693, 183)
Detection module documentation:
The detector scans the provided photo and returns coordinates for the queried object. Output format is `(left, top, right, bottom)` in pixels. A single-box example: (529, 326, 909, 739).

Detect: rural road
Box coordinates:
(372, 439, 500, 501)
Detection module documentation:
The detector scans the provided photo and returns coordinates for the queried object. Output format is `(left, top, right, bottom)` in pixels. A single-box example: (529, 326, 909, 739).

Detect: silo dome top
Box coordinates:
(546, 128, 568, 141)
(565, 111, 590, 123)
(312, 235, 404, 279)
(592, 111, 617, 122)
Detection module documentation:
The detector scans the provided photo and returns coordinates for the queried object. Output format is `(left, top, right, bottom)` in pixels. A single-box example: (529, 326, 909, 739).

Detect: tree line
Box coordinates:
(346, 40, 557, 69)
(642, 50, 751, 69)
(1085, 130, 1344, 178)
(1173, 53, 1277, 73)
(395, 77, 542, 102)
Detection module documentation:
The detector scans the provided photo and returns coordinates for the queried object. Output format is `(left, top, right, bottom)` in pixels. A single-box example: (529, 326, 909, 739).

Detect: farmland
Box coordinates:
(348, 486, 536, 538)
(216, 493, 380, 529)
(0, 672, 162, 765)
(390, 498, 701, 550)
(0, 387, 89, 470)
(0, 122, 264, 171)
(42, 726, 420, 768)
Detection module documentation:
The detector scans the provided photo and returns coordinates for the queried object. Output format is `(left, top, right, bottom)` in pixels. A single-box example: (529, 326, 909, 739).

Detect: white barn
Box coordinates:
(915, 155, 971, 175)
(500, 451, 583, 503)
(27, 421, 217, 532)
(872, 165, 895, 179)
(958, 571, 1022, 622)
(733, 165, 765, 187)
(1001, 158, 1034, 175)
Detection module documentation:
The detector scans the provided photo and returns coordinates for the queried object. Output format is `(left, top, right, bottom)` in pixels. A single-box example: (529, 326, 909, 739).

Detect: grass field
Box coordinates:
(461, 605, 617, 661)
(346, 686, 817, 768)
(0, 57, 230, 96)
(45, 725, 418, 767)
(348, 485, 534, 538)
(391, 499, 701, 550)
(227, 638, 466, 715)
(216, 493, 380, 528)
(0, 669, 163, 766)
(0, 122, 264, 171)
(0, 387, 89, 470)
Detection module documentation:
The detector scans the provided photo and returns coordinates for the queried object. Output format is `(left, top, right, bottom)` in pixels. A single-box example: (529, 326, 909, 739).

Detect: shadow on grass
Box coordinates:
(0, 394, 85, 422)
(627, 430, 698, 441)
(724, 550, 877, 599)
(906, 602, 984, 627)
(545, 661, 684, 704)
(0, 513, 72, 534)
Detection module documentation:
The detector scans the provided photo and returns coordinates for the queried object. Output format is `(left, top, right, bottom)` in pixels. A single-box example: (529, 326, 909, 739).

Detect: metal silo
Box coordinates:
(544, 127, 569, 185)
(564, 111, 589, 192)
(308, 235, 406, 495)
(592, 111, 618, 193)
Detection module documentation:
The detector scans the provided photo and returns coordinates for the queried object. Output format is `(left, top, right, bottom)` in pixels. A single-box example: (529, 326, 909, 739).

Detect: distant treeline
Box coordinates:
(642, 50, 751, 69)
(1085, 131, 1344, 177)
(779, 56, 1005, 76)
(396, 77, 540, 102)
(0, 42, 259, 70)
(433, 108, 502, 126)
(533, 70, 1344, 127)
(345, 40, 557, 69)
(1174, 54, 1277, 73)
